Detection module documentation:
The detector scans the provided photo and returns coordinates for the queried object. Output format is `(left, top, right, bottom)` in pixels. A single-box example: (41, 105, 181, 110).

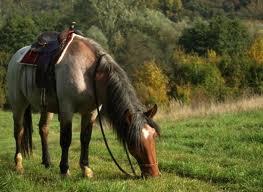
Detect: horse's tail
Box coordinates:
(22, 105, 33, 156)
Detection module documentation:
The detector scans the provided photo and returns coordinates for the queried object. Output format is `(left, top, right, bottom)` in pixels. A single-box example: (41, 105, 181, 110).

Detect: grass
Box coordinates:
(0, 104, 262, 191)
(156, 96, 263, 121)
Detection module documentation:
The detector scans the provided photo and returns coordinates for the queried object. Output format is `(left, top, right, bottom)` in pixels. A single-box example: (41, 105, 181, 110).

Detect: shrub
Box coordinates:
(246, 61, 263, 94)
(248, 33, 263, 64)
(171, 49, 226, 102)
(178, 20, 210, 55)
(218, 54, 251, 89)
(133, 60, 169, 105)
(175, 84, 192, 104)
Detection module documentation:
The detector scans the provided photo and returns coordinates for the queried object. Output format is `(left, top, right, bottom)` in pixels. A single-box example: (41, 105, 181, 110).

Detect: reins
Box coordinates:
(93, 54, 138, 178)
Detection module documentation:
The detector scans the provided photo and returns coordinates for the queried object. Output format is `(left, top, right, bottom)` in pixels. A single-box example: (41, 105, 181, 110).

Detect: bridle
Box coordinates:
(140, 162, 158, 168)
(93, 53, 137, 177)
(93, 54, 159, 178)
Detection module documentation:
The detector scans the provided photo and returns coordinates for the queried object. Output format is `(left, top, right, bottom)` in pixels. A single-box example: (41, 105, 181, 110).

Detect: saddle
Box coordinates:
(20, 23, 80, 89)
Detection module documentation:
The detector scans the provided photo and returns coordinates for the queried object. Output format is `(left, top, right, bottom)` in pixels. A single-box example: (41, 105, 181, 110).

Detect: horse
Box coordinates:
(7, 33, 161, 178)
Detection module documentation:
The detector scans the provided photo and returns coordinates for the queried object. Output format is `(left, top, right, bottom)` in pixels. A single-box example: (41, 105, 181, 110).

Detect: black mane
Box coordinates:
(86, 37, 160, 148)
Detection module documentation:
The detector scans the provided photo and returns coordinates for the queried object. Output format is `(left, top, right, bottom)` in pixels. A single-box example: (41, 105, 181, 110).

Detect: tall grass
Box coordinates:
(156, 96, 263, 121)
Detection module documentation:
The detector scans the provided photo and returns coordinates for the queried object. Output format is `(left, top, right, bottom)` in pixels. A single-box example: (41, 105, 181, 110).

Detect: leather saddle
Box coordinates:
(31, 31, 60, 53)
(29, 27, 77, 89)
(20, 23, 83, 89)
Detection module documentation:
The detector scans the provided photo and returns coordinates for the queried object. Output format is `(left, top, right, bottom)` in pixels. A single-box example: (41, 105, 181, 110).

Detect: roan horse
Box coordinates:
(7, 33, 161, 177)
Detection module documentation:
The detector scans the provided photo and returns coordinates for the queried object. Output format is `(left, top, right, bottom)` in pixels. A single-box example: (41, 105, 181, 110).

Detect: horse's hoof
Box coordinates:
(41, 161, 51, 168)
(82, 167, 93, 178)
(61, 170, 70, 177)
(15, 166, 24, 174)
(15, 153, 24, 174)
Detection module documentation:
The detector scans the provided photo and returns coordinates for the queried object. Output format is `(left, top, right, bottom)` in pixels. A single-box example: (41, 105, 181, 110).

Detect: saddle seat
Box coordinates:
(20, 25, 77, 89)
(31, 31, 60, 53)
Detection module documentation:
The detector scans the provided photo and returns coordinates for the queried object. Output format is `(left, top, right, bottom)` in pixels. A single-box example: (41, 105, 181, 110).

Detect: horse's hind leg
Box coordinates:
(13, 105, 27, 174)
(79, 113, 95, 178)
(39, 111, 53, 168)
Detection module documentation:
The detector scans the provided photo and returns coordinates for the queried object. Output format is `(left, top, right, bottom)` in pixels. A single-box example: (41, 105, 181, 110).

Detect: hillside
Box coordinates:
(181, 0, 263, 19)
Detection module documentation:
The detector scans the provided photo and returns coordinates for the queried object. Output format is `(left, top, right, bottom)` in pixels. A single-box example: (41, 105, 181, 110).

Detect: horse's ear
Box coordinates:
(144, 104, 158, 118)
(124, 109, 132, 125)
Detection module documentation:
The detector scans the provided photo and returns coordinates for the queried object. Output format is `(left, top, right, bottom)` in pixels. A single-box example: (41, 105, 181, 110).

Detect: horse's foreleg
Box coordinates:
(39, 111, 53, 168)
(59, 112, 73, 176)
(13, 108, 26, 174)
(79, 114, 94, 178)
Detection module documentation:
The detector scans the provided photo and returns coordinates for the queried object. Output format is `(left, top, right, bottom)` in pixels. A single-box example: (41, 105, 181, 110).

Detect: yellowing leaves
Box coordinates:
(248, 33, 263, 64)
(134, 60, 169, 105)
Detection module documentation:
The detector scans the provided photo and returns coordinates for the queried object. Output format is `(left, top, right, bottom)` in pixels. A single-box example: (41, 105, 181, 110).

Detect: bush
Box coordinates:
(170, 49, 226, 102)
(218, 54, 250, 88)
(178, 20, 210, 55)
(174, 84, 192, 104)
(248, 33, 263, 64)
(133, 60, 169, 105)
(246, 61, 263, 94)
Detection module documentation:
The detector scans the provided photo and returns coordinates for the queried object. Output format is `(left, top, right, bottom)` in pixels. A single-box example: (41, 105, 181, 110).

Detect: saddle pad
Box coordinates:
(20, 50, 39, 66)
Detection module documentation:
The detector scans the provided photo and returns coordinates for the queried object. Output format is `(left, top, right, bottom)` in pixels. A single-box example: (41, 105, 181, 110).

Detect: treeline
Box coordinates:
(0, 0, 262, 107)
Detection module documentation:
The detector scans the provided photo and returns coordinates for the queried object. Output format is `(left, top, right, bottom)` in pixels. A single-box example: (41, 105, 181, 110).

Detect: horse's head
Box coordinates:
(125, 104, 161, 178)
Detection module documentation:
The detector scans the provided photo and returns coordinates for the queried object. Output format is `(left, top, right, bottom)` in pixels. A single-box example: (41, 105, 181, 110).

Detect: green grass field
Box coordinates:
(0, 109, 262, 192)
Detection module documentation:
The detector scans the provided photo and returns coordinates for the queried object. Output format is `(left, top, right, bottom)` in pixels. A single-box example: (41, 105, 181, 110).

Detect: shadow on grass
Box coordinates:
(159, 162, 236, 185)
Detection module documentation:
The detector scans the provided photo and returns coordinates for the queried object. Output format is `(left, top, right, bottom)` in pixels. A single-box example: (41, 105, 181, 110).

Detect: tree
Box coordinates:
(159, 0, 183, 20)
(209, 16, 250, 55)
(0, 15, 39, 53)
(178, 20, 210, 55)
(179, 16, 250, 55)
(86, 26, 109, 50)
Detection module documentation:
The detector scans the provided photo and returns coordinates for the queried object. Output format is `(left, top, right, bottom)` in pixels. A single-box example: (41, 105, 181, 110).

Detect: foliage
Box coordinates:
(179, 16, 250, 55)
(0, 51, 11, 107)
(133, 60, 169, 105)
(246, 61, 263, 94)
(248, 33, 263, 64)
(86, 26, 109, 50)
(118, 30, 163, 72)
(171, 49, 225, 102)
(0, 66, 6, 107)
(159, 0, 183, 20)
(0, 0, 261, 108)
(178, 20, 210, 55)
(0, 15, 39, 53)
(209, 16, 250, 55)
